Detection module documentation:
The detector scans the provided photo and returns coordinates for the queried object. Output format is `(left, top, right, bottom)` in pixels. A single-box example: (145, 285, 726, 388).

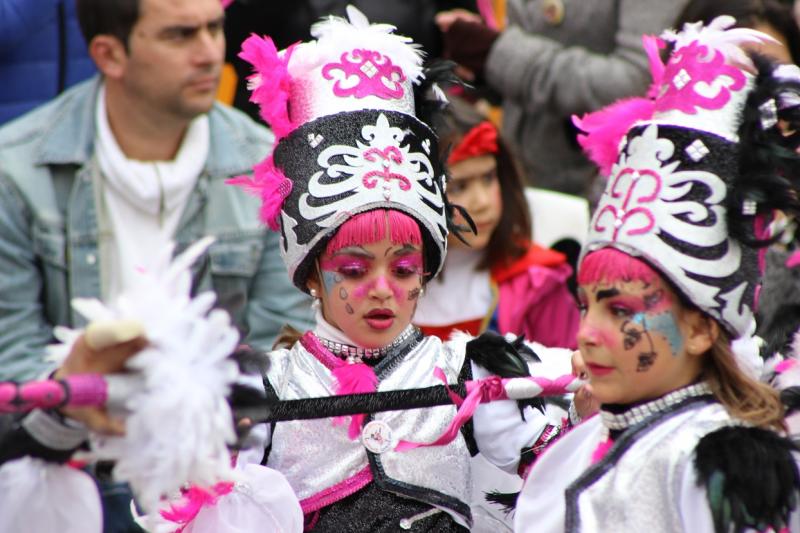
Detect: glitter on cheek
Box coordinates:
(345, 303, 355, 315)
(339, 287, 348, 300)
(633, 312, 684, 356)
(407, 288, 421, 301)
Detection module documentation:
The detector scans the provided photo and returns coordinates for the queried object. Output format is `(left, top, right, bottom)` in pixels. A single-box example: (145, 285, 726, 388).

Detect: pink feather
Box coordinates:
(160, 482, 234, 530)
(238, 35, 296, 140)
(226, 156, 292, 231)
(574, 97, 655, 176)
(573, 35, 665, 176)
(331, 363, 378, 439)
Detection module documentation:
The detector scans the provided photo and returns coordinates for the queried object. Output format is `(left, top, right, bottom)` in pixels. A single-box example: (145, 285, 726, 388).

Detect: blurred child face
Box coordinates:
(446, 154, 502, 251)
(308, 235, 424, 348)
(576, 275, 705, 405)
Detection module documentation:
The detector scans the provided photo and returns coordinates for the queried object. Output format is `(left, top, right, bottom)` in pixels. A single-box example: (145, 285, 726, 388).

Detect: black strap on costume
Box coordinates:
(251, 384, 467, 425)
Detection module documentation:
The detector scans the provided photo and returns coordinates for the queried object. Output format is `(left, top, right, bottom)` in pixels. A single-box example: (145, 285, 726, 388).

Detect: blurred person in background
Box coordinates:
(414, 96, 579, 349)
(436, 0, 688, 198)
(675, 0, 800, 64)
(0, 0, 95, 125)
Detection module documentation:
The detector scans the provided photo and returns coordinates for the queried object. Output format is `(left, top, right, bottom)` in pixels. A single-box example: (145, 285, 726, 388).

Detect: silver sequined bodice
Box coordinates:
(265, 334, 472, 520)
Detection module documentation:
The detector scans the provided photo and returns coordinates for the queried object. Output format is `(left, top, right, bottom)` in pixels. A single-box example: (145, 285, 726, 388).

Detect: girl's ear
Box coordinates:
(306, 276, 321, 297)
(684, 311, 719, 357)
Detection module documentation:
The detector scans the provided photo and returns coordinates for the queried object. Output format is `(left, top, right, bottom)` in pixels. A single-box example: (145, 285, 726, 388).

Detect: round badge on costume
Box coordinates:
(361, 420, 394, 454)
(541, 0, 565, 26)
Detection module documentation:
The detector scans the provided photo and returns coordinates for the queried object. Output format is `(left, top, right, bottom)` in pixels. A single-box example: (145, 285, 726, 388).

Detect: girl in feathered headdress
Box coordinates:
(210, 7, 591, 531)
(515, 16, 800, 533)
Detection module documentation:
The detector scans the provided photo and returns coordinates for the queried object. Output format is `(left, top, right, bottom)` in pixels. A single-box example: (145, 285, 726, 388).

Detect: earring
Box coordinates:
(310, 288, 318, 298)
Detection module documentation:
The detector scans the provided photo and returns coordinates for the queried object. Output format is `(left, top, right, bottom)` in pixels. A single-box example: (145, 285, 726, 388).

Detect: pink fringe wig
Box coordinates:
(325, 209, 423, 255)
(578, 248, 660, 287)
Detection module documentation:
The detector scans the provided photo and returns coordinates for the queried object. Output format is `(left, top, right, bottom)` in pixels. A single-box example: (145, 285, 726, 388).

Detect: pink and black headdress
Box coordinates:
(574, 16, 800, 337)
(230, 6, 454, 291)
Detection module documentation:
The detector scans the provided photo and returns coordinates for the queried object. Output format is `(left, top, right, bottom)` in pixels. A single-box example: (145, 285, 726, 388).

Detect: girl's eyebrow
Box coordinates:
(596, 288, 620, 301)
(386, 244, 421, 257)
(332, 247, 374, 259)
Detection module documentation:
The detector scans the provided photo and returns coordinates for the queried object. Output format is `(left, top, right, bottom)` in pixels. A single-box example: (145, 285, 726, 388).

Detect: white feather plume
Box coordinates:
(309, 5, 424, 84)
(661, 15, 778, 72)
(48, 237, 241, 512)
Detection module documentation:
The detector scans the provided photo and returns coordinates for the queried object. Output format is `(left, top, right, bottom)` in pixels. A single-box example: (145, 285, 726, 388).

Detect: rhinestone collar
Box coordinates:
(317, 325, 418, 361)
(600, 382, 713, 431)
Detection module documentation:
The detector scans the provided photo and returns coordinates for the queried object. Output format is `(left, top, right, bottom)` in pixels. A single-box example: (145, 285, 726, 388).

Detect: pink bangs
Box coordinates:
(578, 248, 660, 286)
(325, 209, 423, 255)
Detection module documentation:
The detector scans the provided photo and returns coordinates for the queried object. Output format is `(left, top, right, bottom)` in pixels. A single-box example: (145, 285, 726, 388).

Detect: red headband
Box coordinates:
(447, 121, 498, 165)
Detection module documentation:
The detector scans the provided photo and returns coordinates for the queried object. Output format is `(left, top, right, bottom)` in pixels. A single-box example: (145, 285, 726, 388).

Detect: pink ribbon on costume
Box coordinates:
(300, 333, 379, 440)
(394, 370, 584, 452)
(394, 370, 507, 452)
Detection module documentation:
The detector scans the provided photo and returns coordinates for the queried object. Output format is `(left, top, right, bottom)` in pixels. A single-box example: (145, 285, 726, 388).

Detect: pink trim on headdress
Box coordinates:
(324, 209, 422, 256)
(573, 35, 664, 176)
(578, 248, 659, 286)
(323, 49, 407, 100)
(227, 156, 292, 231)
(239, 35, 296, 140)
(447, 121, 498, 166)
(655, 41, 747, 115)
(593, 167, 661, 240)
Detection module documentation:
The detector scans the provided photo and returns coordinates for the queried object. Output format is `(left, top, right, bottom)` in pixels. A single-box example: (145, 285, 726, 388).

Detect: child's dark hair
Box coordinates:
(434, 97, 532, 270)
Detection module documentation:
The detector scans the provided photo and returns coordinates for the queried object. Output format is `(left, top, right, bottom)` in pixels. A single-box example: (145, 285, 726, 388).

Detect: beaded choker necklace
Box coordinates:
(317, 325, 419, 361)
(600, 382, 713, 431)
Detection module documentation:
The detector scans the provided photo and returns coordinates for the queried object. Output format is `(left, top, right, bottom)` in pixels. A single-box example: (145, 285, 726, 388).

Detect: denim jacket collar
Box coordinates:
(34, 75, 265, 179)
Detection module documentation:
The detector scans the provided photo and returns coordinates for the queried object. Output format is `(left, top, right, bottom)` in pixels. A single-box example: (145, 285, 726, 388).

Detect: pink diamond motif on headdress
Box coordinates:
(323, 49, 407, 100)
(656, 41, 747, 115)
(673, 68, 691, 90)
(360, 61, 379, 78)
(595, 168, 662, 240)
(361, 146, 411, 195)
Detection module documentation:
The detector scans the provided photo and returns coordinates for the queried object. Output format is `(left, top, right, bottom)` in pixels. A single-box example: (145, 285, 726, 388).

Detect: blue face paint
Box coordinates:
(321, 270, 339, 297)
(633, 311, 684, 356)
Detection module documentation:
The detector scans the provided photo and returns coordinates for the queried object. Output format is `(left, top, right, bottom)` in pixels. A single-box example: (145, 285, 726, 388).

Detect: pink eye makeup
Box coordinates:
(390, 254, 423, 277)
(320, 256, 371, 279)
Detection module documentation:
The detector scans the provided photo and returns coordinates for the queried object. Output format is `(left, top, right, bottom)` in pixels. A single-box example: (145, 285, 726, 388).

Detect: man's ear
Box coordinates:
(88, 35, 128, 79)
(684, 310, 719, 357)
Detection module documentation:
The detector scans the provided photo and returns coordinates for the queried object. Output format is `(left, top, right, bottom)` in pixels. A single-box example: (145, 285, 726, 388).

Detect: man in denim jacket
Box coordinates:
(0, 0, 314, 382)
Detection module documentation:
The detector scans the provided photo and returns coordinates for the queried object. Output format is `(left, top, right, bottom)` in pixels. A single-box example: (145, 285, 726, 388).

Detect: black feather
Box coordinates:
(727, 53, 800, 247)
(413, 59, 462, 127)
(466, 331, 545, 415)
(781, 386, 800, 415)
(694, 426, 800, 533)
(485, 490, 519, 515)
(229, 345, 271, 376)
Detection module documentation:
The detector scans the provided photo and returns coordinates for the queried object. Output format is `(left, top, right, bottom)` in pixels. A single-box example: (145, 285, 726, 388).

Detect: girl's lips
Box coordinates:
(365, 309, 395, 330)
(586, 363, 614, 376)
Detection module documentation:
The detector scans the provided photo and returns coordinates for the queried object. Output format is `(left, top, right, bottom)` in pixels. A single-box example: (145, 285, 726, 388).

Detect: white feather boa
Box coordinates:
(46, 237, 241, 512)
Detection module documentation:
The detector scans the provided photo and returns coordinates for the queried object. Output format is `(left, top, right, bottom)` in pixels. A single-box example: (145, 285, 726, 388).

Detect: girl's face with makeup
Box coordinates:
(576, 276, 703, 405)
(307, 234, 424, 349)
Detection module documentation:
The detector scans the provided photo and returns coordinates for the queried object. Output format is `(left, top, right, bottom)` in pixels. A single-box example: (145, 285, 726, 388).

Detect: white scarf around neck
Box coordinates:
(94, 84, 210, 301)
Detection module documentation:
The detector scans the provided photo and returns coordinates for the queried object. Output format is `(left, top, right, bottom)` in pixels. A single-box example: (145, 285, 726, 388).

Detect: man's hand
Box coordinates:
(53, 321, 147, 435)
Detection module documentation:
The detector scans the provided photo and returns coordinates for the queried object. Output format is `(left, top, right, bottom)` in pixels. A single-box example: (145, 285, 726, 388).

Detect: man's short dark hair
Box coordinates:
(76, 0, 141, 49)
